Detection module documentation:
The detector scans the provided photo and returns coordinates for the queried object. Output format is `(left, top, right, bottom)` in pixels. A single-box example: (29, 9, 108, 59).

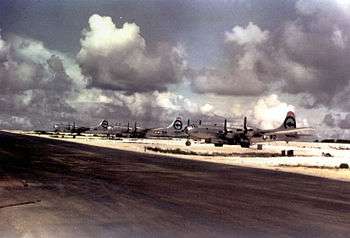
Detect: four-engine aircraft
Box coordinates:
(88, 120, 133, 137)
(87, 117, 190, 139)
(185, 111, 314, 148)
(35, 111, 314, 145)
(145, 117, 189, 138)
(34, 120, 107, 136)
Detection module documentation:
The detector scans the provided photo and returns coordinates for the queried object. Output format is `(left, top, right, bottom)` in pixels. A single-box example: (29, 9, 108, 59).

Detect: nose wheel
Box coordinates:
(185, 140, 191, 146)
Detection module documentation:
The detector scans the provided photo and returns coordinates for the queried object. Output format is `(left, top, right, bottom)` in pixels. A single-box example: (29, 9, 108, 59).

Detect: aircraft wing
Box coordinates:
(263, 127, 314, 136)
(33, 130, 56, 135)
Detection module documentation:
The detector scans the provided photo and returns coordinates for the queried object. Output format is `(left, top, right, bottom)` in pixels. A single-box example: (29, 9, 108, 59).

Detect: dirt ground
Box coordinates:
(0, 131, 350, 238)
(20, 131, 350, 182)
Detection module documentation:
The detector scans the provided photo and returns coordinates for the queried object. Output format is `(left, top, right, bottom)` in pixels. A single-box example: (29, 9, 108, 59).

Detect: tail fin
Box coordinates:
(280, 111, 296, 129)
(97, 119, 109, 129)
(168, 117, 183, 130)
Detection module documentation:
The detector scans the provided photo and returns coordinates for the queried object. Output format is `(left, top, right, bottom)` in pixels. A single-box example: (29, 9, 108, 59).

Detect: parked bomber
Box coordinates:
(145, 117, 189, 138)
(34, 120, 108, 136)
(88, 120, 133, 137)
(53, 122, 90, 135)
(88, 117, 190, 139)
(185, 111, 314, 148)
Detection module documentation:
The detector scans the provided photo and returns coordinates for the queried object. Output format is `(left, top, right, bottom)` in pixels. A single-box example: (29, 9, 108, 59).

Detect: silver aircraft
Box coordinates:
(34, 121, 106, 136)
(88, 120, 134, 137)
(145, 117, 189, 138)
(88, 117, 190, 139)
(185, 111, 314, 147)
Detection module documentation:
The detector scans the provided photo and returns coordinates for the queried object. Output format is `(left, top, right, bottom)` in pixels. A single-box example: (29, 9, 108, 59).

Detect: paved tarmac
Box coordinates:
(0, 131, 349, 238)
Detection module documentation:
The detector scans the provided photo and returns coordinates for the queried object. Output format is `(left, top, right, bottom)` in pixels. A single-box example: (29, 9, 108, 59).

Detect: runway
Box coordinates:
(0, 131, 350, 238)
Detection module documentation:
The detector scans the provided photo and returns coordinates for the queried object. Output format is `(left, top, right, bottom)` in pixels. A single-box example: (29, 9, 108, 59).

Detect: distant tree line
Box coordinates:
(314, 139, 350, 144)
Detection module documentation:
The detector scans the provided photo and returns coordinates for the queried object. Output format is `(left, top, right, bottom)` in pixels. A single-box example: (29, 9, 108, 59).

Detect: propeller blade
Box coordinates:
(187, 119, 190, 127)
(127, 122, 130, 133)
(244, 117, 247, 134)
(134, 122, 137, 133)
(224, 119, 227, 132)
(199, 120, 202, 126)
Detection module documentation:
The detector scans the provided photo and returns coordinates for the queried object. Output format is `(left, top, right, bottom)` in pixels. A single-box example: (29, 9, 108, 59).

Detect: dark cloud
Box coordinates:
(322, 113, 350, 130)
(338, 114, 350, 129)
(191, 0, 350, 110)
(77, 14, 186, 94)
(323, 113, 336, 127)
(190, 22, 273, 96)
(0, 35, 77, 129)
(278, 0, 350, 106)
(0, 1, 349, 137)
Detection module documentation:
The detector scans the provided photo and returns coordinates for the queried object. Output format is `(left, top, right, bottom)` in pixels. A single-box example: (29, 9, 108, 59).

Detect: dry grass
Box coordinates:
(145, 146, 280, 157)
(278, 163, 350, 170)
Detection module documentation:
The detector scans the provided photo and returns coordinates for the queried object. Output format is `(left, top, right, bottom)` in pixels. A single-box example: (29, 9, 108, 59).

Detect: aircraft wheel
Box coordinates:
(214, 143, 223, 147)
(185, 140, 191, 146)
(240, 138, 251, 148)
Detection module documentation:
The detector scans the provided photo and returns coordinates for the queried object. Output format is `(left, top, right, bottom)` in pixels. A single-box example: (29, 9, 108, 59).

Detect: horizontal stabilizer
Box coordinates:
(264, 127, 314, 136)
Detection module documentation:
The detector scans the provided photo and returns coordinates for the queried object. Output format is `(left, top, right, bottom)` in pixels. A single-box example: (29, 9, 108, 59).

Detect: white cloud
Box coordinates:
(77, 14, 186, 93)
(225, 22, 269, 46)
(332, 28, 347, 49)
(253, 94, 295, 129)
(200, 103, 213, 113)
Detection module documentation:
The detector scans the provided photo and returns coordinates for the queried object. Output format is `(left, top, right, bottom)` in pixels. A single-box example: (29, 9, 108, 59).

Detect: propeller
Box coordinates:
(224, 119, 227, 133)
(243, 117, 248, 135)
(127, 122, 130, 133)
(187, 119, 190, 127)
(199, 120, 202, 126)
(133, 122, 137, 133)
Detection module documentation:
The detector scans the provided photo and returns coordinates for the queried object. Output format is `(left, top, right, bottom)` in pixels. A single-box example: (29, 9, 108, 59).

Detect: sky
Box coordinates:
(0, 0, 349, 139)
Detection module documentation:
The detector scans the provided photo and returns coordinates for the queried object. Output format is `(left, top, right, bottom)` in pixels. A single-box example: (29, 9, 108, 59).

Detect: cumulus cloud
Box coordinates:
(278, 0, 350, 106)
(323, 112, 350, 129)
(200, 103, 213, 114)
(77, 14, 187, 93)
(332, 28, 347, 49)
(225, 22, 269, 46)
(191, 67, 266, 96)
(191, 22, 272, 96)
(323, 113, 337, 127)
(1, 4, 349, 138)
(193, 0, 350, 113)
(0, 19, 213, 130)
(71, 87, 216, 127)
(252, 94, 295, 129)
(0, 34, 81, 129)
(339, 114, 350, 129)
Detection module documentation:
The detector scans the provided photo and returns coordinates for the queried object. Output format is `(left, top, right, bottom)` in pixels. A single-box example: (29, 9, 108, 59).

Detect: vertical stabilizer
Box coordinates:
(168, 117, 183, 130)
(279, 111, 296, 129)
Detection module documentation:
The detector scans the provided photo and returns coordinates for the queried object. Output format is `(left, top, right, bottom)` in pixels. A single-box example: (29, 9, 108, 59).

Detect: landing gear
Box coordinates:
(185, 140, 191, 146)
(240, 141, 250, 148)
(240, 137, 251, 148)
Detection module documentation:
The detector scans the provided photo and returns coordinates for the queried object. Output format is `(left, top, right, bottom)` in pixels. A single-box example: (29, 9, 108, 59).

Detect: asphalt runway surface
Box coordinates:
(0, 132, 349, 238)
